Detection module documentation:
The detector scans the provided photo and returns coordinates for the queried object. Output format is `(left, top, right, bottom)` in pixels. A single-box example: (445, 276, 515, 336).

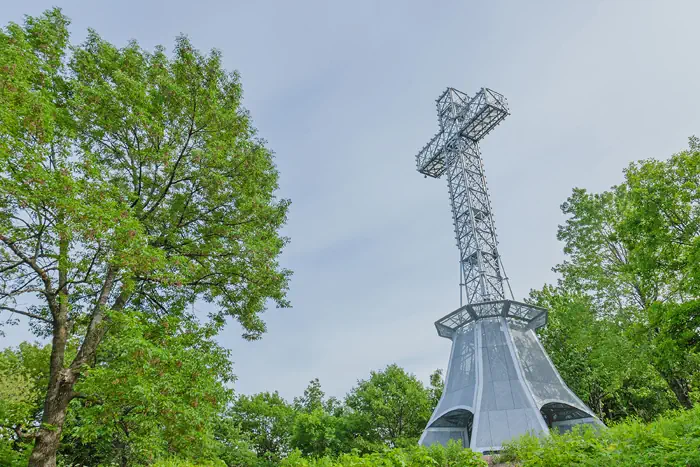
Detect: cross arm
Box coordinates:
(415, 88, 509, 179)
(454, 88, 509, 142)
(416, 130, 450, 178)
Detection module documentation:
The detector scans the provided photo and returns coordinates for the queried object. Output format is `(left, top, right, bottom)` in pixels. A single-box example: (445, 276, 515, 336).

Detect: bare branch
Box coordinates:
(0, 260, 24, 274)
(0, 234, 55, 296)
(0, 305, 52, 324)
(3, 424, 38, 440)
(70, 267, 121, 369)
(142, 94, 198, 218)
(1, 287, 47, 298)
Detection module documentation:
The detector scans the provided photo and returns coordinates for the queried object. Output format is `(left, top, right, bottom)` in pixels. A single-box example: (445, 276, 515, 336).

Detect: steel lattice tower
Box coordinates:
(415, 87, 602, 452)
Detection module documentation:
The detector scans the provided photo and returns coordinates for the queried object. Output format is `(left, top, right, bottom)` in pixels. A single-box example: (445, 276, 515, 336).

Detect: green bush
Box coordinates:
(498, 405, 700, 466)
(151, 458, 227, 467)
(280, 440, 487, 467)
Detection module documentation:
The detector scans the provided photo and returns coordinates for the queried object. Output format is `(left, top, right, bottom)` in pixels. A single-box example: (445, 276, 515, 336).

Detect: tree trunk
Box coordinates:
(28, 268, 122, 466)
(28, 319, 76, 467)
(27, 372, 75, 467)
(666, 375, 694, 410)
(28, 228, 76, 466)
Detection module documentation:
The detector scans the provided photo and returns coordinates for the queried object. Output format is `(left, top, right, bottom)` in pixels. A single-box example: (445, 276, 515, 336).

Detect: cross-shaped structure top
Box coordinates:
(415, 87, 509, 305)
(415, 87, 549, 337)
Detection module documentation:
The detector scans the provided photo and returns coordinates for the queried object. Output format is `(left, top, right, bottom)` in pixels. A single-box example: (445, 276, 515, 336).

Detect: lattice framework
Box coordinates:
(416, 87, 510, 305)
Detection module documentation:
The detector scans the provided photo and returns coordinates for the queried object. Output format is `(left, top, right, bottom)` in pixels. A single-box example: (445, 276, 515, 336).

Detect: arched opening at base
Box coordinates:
(422, 409, 474, 448)
(540, 402, 597, 433)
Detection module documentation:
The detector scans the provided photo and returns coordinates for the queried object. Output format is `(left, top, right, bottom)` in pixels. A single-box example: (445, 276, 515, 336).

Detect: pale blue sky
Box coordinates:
(2, 1, 699, 400)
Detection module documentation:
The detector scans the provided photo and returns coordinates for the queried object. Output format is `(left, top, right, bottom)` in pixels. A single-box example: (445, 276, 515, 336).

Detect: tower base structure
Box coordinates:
(420, 300, 603, 453)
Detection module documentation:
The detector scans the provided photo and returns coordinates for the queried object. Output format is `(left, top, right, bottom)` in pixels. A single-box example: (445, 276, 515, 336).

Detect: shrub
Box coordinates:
(280, 440, 487, 467)
(498, 405, 700, 466)
(152, 458, 227, 467)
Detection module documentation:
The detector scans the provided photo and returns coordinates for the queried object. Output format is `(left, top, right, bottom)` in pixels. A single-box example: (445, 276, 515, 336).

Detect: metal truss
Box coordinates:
(434, 299, 548, 338)
(416, 87, 510, 304)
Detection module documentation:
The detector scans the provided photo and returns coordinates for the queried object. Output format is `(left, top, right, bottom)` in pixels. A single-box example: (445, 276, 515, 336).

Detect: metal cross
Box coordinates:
(415, 87, 510, 304)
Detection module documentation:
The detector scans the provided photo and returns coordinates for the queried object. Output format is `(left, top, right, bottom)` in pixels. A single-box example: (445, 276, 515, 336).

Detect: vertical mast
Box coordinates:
(437, 89, 504, 304)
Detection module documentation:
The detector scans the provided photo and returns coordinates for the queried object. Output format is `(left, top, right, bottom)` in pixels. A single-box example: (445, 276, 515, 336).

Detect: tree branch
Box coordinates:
(0, 305, 52, 324)
(142, 95, 198, 218)
(70, 392, 103, 404)
(0, 260, 24, 274)
(71, 270, 129, 370)
(12, 424, 37, 440)
(0, 234, 55, 296)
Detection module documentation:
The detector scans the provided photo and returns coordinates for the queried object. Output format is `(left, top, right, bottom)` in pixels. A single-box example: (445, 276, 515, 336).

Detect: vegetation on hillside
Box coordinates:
(498, 405, 700, 467)
(532, 142, 700, 420)
(1, 8, 698, 467)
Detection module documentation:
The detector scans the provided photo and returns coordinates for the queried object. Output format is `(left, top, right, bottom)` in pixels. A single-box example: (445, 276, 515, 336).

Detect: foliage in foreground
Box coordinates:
(0, 313, 249, 466)
(280, 440, 486, 467)
(143, 442, 486, 467)
(1, 337, 441, 466)
(498, 405, 700, 467)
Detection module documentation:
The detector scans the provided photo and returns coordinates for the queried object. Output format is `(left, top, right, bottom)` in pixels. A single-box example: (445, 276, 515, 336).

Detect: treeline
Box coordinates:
(533, 141, 700, 421)
(1, 321, 445, 465)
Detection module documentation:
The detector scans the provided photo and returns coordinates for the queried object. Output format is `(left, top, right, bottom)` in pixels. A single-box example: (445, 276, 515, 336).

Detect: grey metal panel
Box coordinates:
(509, 380, 528, 410)
(474, 411, 492, 448)
(445, 330, 476, 393)
(480, 383, 497, 411)
(481, 319, 506, 346)
(481, 349, 493, 383)
(505, 350, 519, 380)
(439, 390, 461, 412)
(487, 345, 509, 381)
(508, 321, 594, 416)
(431, 328, 477, 424)
(493, 380, 515, 410)
(524, 408, 545, 434)
(506, 409, 530, 437)
(421, 317, 601, 453)
(487, 410, 511, 446)
(529, 382, 569, 403)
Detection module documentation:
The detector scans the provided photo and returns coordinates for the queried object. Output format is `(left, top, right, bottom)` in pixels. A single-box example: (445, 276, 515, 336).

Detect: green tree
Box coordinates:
(532, 286, 677, 421)
(429, 369, 445, 408)
(646, 299, 700, 406)
(548, 138, 699, 411)
(0, 345, 47, 465)
(213, 419, 259, 467)
(0, 9, 289, 465)
(229, 391, 295, 463)
(0, 314, 248, 466)
(0, 343, 53, 465)
(293, 378, 343, 415)
(344, 364, 432, 448)
(293, 378, 326, 414)
(291, 408, 345, 458)
(59, 312, 236, 465)
(289, 379, 349, 458)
